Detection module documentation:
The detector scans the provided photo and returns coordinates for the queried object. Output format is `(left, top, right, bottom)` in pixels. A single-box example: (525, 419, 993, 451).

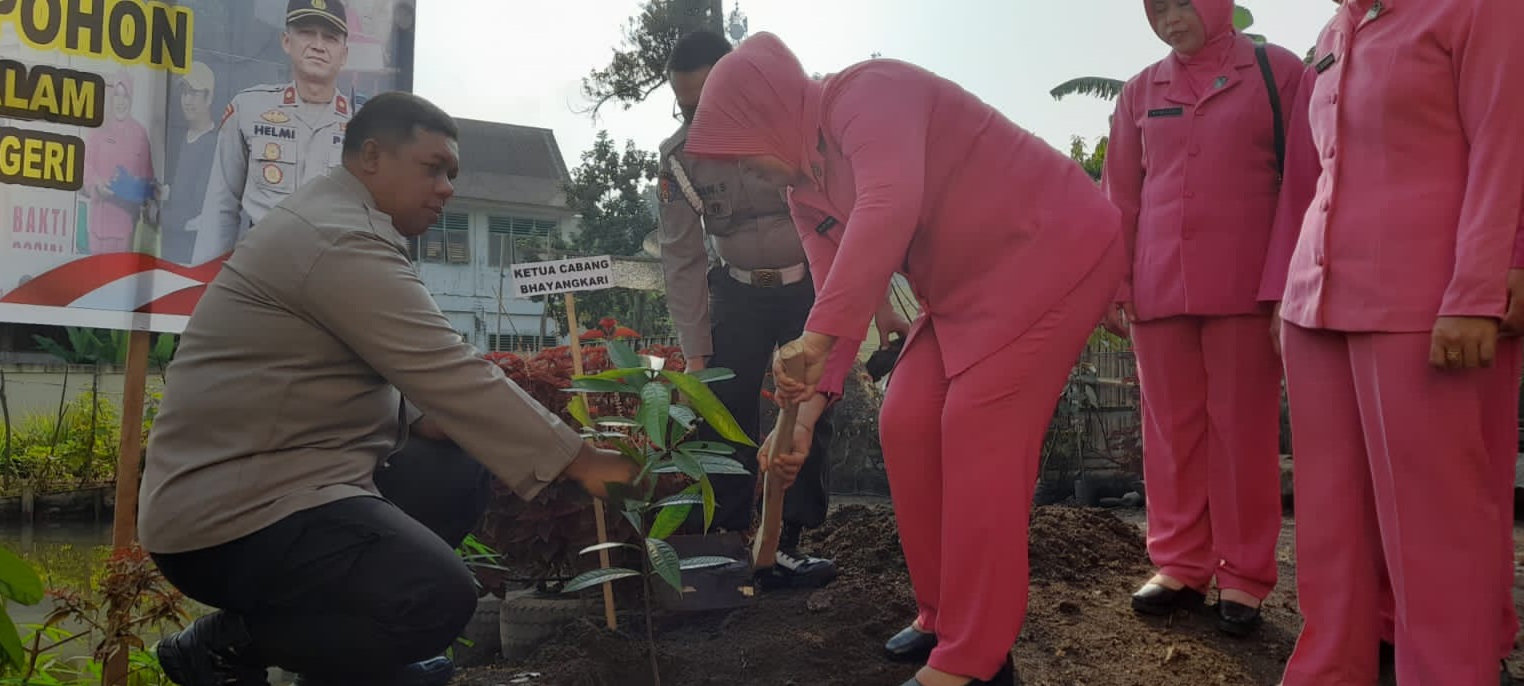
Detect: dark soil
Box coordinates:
(455, 504, 1311, 686)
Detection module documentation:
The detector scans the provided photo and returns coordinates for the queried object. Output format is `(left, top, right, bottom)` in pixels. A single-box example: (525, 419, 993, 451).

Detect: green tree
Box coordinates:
(540, 132, 672, 339)
(1069, 135, 1108, 182)
(580, 0, 727, 116)
(1049, 4, 1261, 103)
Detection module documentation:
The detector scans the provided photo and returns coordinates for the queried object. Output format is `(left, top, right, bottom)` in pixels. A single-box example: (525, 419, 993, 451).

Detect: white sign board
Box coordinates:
(511, 255, 615, 299)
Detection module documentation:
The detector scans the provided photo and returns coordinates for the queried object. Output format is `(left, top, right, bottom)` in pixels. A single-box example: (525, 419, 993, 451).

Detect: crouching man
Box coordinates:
(139, 91, 637, 686)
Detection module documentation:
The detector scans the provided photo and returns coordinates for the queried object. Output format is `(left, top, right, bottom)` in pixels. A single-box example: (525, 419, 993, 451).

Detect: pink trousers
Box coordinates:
(1377, 337, 1520, 660)
(879, 238, 1125, 680)
(1279, 324, 1512, 686)
(1130, 314, 1284, 598)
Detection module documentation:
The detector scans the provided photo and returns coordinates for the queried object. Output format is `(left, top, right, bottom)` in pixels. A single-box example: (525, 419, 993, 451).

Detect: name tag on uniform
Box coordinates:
(815, 216, 838, 235)
(1314, 53, 1336, 73)
(1147, 107, 1184, 118)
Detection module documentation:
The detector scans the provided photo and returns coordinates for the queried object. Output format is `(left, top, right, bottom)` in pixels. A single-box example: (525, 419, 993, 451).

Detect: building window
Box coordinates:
(487, 216, 557, 268)
(487, 333, 558, 352)
(410, 211, 471, 264)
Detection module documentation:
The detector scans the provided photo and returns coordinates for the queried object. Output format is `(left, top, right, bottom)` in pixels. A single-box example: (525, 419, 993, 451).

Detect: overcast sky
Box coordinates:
(410, 0, 1337, 172)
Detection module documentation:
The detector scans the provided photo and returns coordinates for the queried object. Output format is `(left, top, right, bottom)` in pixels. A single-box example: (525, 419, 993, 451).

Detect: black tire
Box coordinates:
(498, 588, 591, 663)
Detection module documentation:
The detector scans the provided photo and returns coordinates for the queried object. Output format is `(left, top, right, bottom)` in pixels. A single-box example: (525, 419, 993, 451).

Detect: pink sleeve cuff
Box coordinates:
(816, 338, 859, 397)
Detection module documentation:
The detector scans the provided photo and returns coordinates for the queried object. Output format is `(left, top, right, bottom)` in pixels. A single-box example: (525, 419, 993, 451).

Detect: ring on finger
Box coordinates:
(1445, 348, 1462, 362)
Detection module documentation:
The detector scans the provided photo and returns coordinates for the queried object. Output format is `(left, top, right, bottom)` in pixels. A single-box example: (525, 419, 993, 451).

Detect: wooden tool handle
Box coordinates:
(752, 341, 808, 570)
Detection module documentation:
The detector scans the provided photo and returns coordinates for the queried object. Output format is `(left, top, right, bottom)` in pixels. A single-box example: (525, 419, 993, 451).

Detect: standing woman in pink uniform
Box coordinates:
(684, 32, 1126, 686)
(1274, 1, 1524, 684)
(1101, 0, 1304, 636)
(81, 70, 156, 255)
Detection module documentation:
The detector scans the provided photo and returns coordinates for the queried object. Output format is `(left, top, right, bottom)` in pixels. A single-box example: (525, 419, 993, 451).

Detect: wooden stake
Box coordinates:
(752, 341, 807, 570)
(103, 329, 150, 686)
(565, 293, 618, 631)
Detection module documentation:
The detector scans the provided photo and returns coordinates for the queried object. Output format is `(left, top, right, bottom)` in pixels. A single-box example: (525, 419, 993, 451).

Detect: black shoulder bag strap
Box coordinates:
(1254, 43, 1286, 178)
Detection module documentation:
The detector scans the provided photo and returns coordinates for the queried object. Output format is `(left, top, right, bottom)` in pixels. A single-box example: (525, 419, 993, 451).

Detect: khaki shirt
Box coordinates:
(656, 124, 806, 358)
(189, 83, 351, 263)
(139, 167, 584, 554)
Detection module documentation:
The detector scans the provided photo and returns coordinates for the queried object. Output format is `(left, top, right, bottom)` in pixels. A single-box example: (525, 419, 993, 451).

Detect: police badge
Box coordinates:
(658, 174, 674, 204)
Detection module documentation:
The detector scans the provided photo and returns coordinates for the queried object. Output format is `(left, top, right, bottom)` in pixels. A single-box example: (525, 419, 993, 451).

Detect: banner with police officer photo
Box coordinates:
(0, 0, 418, 332)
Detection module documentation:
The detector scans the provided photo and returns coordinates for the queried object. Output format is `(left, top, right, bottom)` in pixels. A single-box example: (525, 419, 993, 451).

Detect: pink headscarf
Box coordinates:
(1146, 0, 1236, 67)
(684, 32, 822, 172)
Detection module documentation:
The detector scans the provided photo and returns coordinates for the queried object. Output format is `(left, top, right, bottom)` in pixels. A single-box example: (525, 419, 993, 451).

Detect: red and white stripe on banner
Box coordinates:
(0, 253, 229, 332)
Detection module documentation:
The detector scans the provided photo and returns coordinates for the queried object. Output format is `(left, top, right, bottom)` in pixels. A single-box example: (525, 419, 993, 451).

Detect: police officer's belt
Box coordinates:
(726, 262, 808, 288)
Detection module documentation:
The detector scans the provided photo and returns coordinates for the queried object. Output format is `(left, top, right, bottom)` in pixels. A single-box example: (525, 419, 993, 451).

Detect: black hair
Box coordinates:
(341, 91, 457, 158)
(667, 30, 732, 73)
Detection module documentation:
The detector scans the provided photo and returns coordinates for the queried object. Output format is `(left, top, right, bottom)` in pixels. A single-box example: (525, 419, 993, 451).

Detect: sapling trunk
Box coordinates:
(643, 544, 661, 686)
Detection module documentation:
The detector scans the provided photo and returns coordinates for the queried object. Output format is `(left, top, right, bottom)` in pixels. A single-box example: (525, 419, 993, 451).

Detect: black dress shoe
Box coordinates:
(898, 657, 1018, 686)
(1216, 599, 1263, 637)
(884, 624, 937, 662)
(155, 612, 269, 686)
(756, 548, 840, 591)
(293, 657, 454, 686)
(1130, 583, 1205, 616)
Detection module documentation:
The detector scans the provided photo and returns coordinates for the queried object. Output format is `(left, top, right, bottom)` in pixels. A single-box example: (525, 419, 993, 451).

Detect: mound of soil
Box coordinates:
(456, 504, 1302, 686)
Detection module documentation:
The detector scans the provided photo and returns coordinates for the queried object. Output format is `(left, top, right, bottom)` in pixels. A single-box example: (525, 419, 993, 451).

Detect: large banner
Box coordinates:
(0, 0, 417, 332)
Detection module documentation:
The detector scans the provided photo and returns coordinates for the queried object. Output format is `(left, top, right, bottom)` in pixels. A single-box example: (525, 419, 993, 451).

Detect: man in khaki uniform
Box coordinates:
(657, 31, 909, 589)
(189, 0, 355, 263)
(143, 92, 635, 686)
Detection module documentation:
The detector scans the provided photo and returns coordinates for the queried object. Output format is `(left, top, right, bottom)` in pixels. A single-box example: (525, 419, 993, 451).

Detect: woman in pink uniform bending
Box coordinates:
(1101, 0, 1305, 636)
(1271, 1, 1524, 684)
(683, 32, 1126, 686)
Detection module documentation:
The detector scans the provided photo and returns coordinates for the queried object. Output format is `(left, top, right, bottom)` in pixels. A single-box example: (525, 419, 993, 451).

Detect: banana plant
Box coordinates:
(1050, 4, 1260, 102)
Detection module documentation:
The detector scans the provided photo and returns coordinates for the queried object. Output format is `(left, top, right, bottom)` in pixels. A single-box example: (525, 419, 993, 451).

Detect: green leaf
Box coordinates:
(681, 441, 736, 455)
(688, 367, 736, 384)
(685, 450, 751, 476)
(606, 338, 642, 369)
(576, 368, 649, 383)
(654, 488, 706, 509)
(637, 381, 672, 449)
(1049, 77, 1124, 102)
(566, 394, 593, 428)
(0, 604, 21, 674)
(666, 449, 705, 480)
(668, 405, 697, 429)
(648, 501, 693, 540)
(579, 541, 641, 556)
(1232, 4, 1254, 30)
(679, 555, 738, 571)
(659, 371, 755, 446)
(646, 538, 683, 592)
(699, 473, 716, 531)
(622, 510, 643, 532)
(565, 378, 631, 394)
(594, 417, 641, 427)
(0, 547, 44, 605)
(562, 567, 642, 593)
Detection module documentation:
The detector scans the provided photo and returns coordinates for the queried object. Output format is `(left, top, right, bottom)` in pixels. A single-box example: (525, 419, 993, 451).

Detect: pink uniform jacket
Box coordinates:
(684, 33, 1123, 395)
(1259, 65, 1320, 302)
(1279, 0, 1524, 332)
(1104, 0, 1305, 321)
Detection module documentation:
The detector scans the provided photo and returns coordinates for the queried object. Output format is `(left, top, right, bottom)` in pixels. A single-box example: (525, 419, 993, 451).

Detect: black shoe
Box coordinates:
(1216, 599, 1263, 637)
(756, 548, 839, 590)
(900, 656, 1018, 686)
(1130, 583, 1205, 616)
(293, 657, 454, 686)
(884, 624, 937, 662)
(155, 612, 268, 686)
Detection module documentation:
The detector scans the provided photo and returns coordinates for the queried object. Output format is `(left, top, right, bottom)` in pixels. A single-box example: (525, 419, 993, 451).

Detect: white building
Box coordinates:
(406, 119, 577, 352)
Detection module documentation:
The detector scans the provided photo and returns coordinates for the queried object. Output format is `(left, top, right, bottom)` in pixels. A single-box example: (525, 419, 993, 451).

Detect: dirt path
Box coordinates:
(456, 502, 1524, 686)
